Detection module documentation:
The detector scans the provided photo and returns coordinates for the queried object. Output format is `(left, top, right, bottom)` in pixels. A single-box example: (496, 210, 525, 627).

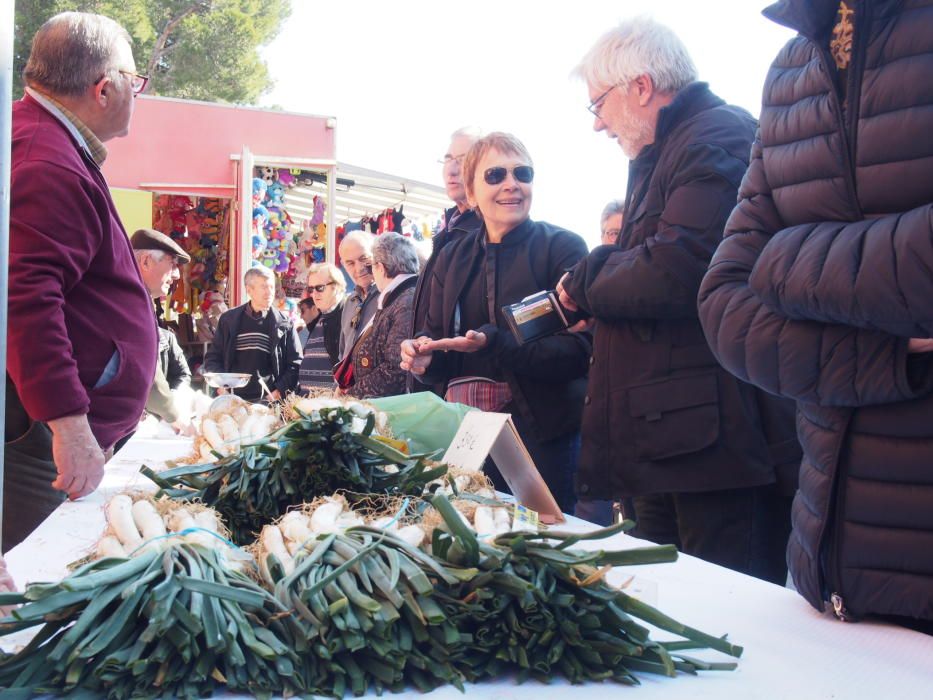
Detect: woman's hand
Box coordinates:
(419, 330, 488, 354)
(908, 338, 933, 353)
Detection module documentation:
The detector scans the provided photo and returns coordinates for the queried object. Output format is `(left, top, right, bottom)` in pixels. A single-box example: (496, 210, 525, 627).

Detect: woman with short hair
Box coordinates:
(400, 132, 590, 513)
(344, 233, 419, 399)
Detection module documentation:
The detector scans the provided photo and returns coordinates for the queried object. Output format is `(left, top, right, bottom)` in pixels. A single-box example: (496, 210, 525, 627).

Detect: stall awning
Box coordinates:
(282, 162, 451, 226)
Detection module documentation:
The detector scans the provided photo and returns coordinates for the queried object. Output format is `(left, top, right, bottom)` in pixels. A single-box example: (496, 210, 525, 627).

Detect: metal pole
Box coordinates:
(0, 0, 17, 549)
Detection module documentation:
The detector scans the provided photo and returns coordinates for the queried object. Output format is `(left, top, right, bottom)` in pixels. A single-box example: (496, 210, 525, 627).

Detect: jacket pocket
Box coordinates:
(628, 373, 720, 461)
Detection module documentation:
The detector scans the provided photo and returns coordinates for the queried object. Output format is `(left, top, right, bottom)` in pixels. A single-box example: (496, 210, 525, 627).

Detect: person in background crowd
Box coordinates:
(298, 262, 346, 394)
(337, 231, 379, 362)
(572, 198, 630, 525)
(344, 234, 419, 399)
(401, 132, 591, 514)
(699, 0, 933, 630)
(130, 228, 192, 429)
(409, 127, 484, 396)
(204, 266, 300, 402)
(296, 298, 318, 347)
(5, 12, 158, 551)
(599, 199, 625, 246)
(557, 18, 800, 584)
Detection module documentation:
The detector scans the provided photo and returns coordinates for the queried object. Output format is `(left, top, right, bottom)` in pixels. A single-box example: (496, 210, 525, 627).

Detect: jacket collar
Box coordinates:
(763, 0, 903, 39)
(653, 82, 723, 145)
(378, 274, 418, 310)
(480, 217, 534, 249)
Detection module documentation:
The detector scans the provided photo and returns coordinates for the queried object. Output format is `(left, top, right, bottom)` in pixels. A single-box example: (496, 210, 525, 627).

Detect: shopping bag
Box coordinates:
(369, 392, 475, 455)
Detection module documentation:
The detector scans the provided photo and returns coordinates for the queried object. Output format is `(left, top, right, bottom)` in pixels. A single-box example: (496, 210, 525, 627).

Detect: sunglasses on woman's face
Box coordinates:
(483, 165, 534, 186)
(306, 282, 336, 293)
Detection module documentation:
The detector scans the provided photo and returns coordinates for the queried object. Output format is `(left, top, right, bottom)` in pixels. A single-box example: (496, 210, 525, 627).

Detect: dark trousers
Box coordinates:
(484, 406, 579, 515)
(631, 484, 793, 585)
(3, 376, 64, 552)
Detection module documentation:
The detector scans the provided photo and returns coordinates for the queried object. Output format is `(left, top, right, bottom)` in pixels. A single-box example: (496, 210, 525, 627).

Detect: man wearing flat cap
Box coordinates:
(131, 228, 192, 428)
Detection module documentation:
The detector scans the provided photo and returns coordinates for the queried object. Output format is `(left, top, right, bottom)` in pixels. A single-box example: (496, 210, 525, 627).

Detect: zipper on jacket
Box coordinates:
(830, 593, 853, 622)
(815, 1, 867, 220)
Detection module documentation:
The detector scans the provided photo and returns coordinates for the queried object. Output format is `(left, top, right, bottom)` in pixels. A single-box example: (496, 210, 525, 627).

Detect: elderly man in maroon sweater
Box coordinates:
(4, 12, 157, 550)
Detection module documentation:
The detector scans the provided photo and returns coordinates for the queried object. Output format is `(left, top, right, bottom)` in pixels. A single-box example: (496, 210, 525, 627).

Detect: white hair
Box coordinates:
(573, 17, 697, 94)
(339, 230, 375, 256)
(600, 199, 626, 226)
(133, 248, 169, 263)
(373, 233, 420, 277)
(450, 126, 484, 142)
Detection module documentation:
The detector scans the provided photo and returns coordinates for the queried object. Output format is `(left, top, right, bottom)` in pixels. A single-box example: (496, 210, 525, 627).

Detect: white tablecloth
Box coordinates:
(6, 435, 933, 698)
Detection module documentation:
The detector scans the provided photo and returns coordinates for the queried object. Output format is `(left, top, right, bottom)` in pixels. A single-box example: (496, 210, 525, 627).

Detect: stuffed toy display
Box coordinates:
(252, 166, 329, 301)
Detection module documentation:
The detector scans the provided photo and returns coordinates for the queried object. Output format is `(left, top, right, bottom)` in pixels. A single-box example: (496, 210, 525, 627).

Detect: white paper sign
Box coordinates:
(442, 412, 564, 523)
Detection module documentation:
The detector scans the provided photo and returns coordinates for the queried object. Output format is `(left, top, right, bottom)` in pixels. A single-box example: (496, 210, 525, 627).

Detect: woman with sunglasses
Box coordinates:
(401, 132, 591, 513)
(297, 262, 346, 394)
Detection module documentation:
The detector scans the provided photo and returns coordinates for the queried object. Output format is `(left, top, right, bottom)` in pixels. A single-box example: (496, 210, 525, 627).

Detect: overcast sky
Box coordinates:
(260, 0, 794, 248)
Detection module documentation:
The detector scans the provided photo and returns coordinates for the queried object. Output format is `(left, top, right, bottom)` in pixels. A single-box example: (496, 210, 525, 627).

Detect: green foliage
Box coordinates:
(13, 0, 290, 104)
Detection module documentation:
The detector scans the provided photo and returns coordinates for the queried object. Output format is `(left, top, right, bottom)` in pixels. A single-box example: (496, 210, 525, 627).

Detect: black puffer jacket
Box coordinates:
(564, 82, 800, 500)
(699, 0, 933, 622)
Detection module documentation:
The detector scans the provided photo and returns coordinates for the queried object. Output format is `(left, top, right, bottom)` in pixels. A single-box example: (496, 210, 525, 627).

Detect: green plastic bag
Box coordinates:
(369, 393, 475, 455)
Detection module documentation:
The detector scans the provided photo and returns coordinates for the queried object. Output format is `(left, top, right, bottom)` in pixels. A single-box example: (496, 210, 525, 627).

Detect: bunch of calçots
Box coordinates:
(142, 404, 447, 545)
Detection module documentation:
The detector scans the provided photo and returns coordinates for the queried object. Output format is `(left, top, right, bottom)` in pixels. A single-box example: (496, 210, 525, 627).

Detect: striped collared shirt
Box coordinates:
(24, 87, 108, 166)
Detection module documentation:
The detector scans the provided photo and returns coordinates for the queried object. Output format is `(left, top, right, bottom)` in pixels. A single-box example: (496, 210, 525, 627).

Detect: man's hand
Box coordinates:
(908, 338, 933, 353)
(47, 414, 105, 500)
(556, 272, 579, 312)
(268, 389, 282, 402)
(418, 331, 488, 354)
(215, 387, 229, 395)
(400, 337, 435, 375)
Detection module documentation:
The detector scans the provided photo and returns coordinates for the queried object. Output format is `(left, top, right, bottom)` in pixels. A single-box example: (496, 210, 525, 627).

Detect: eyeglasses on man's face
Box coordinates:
(307, 282, 336, 293)
(439, 153, 467, 167)
(587, 85, 617, 118)
(97, 70, 149, 96)
(483, 165, 534, 186)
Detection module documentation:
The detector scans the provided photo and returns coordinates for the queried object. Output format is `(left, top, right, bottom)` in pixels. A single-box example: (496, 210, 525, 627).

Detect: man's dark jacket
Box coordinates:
(564, 82, 800, 501)
(306, 300, 344, 366)
(418, 218, 591, 440)
(408, 206, 481, 394)
(204, 304, 301, 395)
(699, 0, 933, 622)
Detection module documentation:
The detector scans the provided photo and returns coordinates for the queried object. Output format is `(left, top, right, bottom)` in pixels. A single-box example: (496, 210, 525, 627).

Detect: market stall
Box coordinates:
(102, 96, 449, 333)
(4, 429, 932, 699)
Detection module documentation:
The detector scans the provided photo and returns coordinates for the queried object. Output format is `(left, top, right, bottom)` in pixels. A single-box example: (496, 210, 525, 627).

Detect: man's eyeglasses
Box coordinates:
(438, 153, 467, 167)
(483, 165, 534, 186)
(97, 70, 149, 96)
(587, 85, 617, 118)
(306, 282, 336, 293)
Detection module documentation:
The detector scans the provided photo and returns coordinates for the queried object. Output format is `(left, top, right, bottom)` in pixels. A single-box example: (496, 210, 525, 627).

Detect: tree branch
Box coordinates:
(146, 2, 211, 78)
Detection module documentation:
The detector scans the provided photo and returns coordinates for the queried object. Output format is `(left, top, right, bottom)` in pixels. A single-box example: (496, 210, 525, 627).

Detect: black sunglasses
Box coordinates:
(483, 165, 534, 186)
(306, 282, 336, 293)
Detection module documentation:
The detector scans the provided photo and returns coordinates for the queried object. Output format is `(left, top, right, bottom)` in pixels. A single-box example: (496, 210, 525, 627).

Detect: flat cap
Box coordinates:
(130, 228, 191, 264)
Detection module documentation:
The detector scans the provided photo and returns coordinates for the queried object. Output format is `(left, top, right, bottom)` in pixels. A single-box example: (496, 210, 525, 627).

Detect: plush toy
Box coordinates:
(266, 181, 286, 209)
(310, 195, 325, 225)
(276, 169, 296, 188)
(252, 178, 268, 207)
(259, 166, 276, 185)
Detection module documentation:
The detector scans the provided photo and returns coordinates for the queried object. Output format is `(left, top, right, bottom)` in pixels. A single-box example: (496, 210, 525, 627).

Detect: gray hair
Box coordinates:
(573, 17, 697, 94)
(600, 199, 626, 226)
(244, 266, 275, 286)
(373, 233, 419, 278)
(450, 126, 484, 142)
(133, 248, 168, 263)
(23, 12, 133, 97)
(338, 230, 375, 256)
